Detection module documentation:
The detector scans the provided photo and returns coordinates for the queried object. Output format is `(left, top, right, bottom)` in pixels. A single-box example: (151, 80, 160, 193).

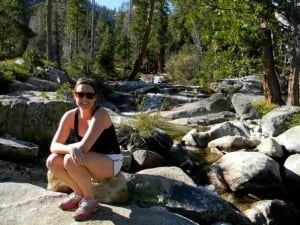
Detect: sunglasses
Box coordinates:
(74, 92, 96, 99)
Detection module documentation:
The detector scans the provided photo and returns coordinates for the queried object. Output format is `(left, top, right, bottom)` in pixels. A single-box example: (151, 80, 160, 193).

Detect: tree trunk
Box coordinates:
(46, 0, 53, 61)
(157, 46, 165, 73)
(128, 0, 155, 80)
(54, 6, 61, 69)
(286, 55, 300, 106)
(262, 29, 284, 105)
(286, 0, 300, 106)
(90, 0, 95, 58)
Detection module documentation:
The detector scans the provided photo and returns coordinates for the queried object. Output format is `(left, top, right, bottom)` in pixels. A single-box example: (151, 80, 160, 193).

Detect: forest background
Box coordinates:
(1, 0, 300, 106)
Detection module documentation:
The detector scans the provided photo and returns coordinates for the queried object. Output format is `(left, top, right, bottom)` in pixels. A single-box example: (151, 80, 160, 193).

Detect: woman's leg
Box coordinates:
(63, 152, 114, 200)
(46, 153, 83, 195)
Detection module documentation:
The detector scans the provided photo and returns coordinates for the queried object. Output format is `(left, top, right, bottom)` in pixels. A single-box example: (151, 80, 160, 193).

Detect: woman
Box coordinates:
(46, 77, 123, 221)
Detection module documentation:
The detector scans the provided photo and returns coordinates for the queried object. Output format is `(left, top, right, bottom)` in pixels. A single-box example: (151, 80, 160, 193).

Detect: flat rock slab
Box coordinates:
(0, 182, 197, 225)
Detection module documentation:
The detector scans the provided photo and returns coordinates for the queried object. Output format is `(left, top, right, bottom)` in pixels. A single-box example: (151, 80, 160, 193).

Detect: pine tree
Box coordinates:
(0, 0, 34, 59)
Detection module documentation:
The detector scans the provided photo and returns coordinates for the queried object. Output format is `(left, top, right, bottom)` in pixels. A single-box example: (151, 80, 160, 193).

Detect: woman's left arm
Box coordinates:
(78, 108, 111, 153)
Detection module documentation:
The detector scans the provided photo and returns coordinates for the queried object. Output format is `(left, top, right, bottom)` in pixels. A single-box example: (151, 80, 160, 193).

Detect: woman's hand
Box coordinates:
(68, 143, 87, 166)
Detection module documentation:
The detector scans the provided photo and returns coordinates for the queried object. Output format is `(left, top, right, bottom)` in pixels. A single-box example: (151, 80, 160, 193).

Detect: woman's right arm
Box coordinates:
(50, 110, 74, 154)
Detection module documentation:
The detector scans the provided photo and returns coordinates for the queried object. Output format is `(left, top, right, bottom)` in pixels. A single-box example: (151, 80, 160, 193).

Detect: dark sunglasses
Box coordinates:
(74, 92, 96, 99)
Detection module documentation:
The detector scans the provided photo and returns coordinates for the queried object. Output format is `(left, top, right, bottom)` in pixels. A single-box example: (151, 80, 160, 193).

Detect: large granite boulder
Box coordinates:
(169, 111, 236, 126)
(231, 93, 264, 120)
(0, 92, 73, 148)
(283, 154, 300, 186)
(208, 152, 285, 198)
(0, 136, 39, 161)
(160, 93, 231, 119)
(276, 125, 300, 154)
(0, 159, 46, 184)
(207, 136, 258, 152)
(183, 121, 250, 147)
(244, 199, 300, 225)
(261, 106, 300, 137)
(127, 166, 251, 225)
(255, 137, 284, 158)
(47, 170, 128, 204)
(0, 182, 197, 225)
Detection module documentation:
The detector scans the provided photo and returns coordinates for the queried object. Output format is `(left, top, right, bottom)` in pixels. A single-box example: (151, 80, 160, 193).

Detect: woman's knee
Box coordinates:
(63, 154, 75, 169)
(46, 153, 64, 170)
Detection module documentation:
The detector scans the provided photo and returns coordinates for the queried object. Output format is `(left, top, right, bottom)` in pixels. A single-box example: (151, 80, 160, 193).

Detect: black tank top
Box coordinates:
(74, 106, 120, 154)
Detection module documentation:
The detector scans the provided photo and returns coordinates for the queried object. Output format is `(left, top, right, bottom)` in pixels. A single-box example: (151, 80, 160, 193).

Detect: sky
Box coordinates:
(95, 0, 127, 10)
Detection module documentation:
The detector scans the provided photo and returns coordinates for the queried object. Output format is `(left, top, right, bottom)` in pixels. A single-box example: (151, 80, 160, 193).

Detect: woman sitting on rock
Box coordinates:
(46, 77, 123, 221)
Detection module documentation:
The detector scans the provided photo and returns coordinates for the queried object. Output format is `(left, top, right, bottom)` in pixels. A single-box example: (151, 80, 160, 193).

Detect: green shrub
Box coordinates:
(134, 113, 161, 137)
(0, 60, 30, 81)
(56, 82, 73, 100)
(251, 101, 278, 116)
(63, 53, 87, 80)
(22, 48, 44, 71)
(165, 46, 199, 85)
(285, 113, 300, 129)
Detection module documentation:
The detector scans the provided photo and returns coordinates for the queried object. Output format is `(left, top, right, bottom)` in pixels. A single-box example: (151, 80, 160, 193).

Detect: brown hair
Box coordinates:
(74, 77, 99, 95)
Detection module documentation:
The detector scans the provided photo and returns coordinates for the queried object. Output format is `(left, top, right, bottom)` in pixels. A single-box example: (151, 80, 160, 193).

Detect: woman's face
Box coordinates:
(74, 84, 96, 110)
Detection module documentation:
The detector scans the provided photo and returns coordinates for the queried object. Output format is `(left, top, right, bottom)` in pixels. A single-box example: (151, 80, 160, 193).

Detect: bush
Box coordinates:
(284, 113, 300, 129)
(63, 53, 87, 80)
(251, 101, 278, 116)
(0, 60, 30, 81)
(22, 48, 44, 71)
(55, 82, 73, 100)
(165, 46, 199, 85)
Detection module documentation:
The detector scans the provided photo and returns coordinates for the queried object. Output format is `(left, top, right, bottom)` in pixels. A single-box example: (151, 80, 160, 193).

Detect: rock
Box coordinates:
(15, 58, 25, 65)
(160, 93, 231, 119)
(92, 172, 128, 204)
(0, 136, 39, 161)
(8, 80, 39, 92)
(211, 222, 233, 225)
(0, 182, 197, 225)
(25, 77, 60, 91)
(47, 66, 69, 84)
(0, 159, 46, 184)
(120, 149, 132, 171)
(276, 125, 300, 153)
(244, 199, 300, 225)
(261, 106, 300, 137)
(208, 135, 257, 152)
(183, 121, 250, 147)
(107, 81, 154, 92)
(210, 82, 242, 94)
(170, 111, 236, 126)
(0, 93, 73, 148)
(208, 152, 285, 198)
(255, 138, 284, 158)
(141, 92, 200, 112)
(181, 128, 199, 146)
(153, 75, 166, 84)
(132, 150, 166, 170)
(106, 91, 136, 112)
(47, 170, 128, 204)
(122, 127, 173, 158)
(128, 167, 251, 225)
(47, 170, 72, 193)
(283, 154, 300, 186)
(210, 75, 263, 94)
(129, 85, 159, 95)
(231, 93, 264, 120)
(135, 166, 196, 186)
(240, 75, 264, 93)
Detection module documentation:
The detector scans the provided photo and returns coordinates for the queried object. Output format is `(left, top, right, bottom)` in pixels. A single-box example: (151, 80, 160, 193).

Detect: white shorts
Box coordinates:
(106, 154, 123, 176)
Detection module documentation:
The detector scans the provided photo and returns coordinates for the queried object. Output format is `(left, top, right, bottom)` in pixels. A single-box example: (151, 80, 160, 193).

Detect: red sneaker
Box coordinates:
(58, 192, 82, 210)
(72, 199, 98, 221)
